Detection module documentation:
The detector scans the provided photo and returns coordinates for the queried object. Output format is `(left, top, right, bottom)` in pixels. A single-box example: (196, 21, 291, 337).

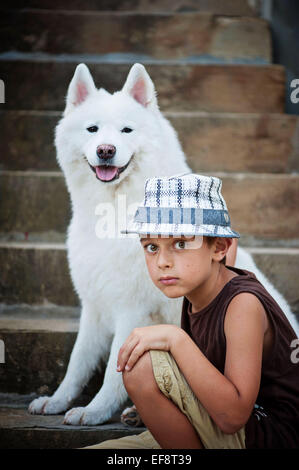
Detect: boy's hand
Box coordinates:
(117, 324, 181, 372)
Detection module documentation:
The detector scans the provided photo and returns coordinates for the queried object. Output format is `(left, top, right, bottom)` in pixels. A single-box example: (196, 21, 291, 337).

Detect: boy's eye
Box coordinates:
(121, 127, 133, 133)
(87, 125, 98, 133)
(175, 240, 186, 250)
(145, 244, 157, 253)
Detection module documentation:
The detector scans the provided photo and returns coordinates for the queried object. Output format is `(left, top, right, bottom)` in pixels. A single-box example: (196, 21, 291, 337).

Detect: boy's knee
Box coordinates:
(123, 351, 157, 395)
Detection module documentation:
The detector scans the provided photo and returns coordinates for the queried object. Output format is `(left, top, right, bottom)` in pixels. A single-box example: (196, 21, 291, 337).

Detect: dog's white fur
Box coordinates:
(28, 63, 298, 425)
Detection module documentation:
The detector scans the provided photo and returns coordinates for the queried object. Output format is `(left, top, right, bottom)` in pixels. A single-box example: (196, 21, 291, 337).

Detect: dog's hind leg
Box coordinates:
(121, 404, 143, 427)
(28, 302, 109, 415)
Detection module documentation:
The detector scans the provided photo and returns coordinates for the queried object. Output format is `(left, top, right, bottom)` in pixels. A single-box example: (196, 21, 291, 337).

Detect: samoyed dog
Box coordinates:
(29, 63, 298, 425)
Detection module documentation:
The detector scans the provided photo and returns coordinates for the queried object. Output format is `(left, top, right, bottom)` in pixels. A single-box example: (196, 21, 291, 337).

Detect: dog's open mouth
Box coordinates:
(88, 158, 132, 182)
(95, 165, 119, 182)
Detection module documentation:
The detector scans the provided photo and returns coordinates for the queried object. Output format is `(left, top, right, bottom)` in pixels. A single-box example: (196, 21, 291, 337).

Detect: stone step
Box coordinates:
(0, 57, 285, 113)
(0, 307, 112, 399)
(0, 308, 80, 394)
(3, 1, 260, 16)
(1, 244, 299, 315)
(0, 404, 145, 449)
(0, 171, 70, 236)
(0, 242, 76, 305)
(1, 171, 299, 240)
(0, 11, 270, 62)
(1, 111, 298, 173)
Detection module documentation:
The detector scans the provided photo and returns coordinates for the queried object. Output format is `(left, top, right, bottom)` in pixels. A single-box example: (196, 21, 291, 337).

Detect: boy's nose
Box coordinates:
(157, 251, 173, 269)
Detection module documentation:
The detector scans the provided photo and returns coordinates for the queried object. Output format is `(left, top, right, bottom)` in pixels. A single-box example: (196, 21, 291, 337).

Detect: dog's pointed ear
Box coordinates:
(64, 63, 96, 116)
(122, 63, 158, 109)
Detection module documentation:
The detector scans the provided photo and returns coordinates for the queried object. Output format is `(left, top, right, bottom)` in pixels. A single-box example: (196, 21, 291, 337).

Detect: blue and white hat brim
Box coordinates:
(121, 205, 240, 238)
(121, 221, 240, 238)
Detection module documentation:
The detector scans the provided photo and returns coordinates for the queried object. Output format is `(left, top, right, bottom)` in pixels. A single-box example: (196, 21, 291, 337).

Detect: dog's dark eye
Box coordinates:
(87, 125, 98, 133)
(121, 127, 133, 133)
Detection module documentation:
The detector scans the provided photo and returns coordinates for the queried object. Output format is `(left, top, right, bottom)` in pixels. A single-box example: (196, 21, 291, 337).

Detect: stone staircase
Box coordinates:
(0, 0, 298, 449)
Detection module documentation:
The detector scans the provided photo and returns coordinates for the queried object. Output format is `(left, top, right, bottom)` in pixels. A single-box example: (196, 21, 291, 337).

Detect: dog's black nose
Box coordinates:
(96, 144, 116, 160)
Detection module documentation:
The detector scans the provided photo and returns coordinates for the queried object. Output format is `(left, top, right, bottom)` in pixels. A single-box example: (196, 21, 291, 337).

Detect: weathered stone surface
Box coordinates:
(0, 11, 270, 62)
(0, 320, 78, 394)
(0, 242, 78, 305)
(0, 407, 145, 449)
(218, 173, 299, 240)
(171, 112, 299, 173)
(0, 171, 71, 233)
(1, 172, 298, 239)
(2, 111, 299, 173)
(0, 310, 106, 395)
(0, 111, 61, 171)
(6, 0, 259, 15)
(0, 60, 285, 113)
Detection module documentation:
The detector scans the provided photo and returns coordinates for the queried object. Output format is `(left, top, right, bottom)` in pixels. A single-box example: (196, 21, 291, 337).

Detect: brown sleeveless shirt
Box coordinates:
(180, 266, 299, 448)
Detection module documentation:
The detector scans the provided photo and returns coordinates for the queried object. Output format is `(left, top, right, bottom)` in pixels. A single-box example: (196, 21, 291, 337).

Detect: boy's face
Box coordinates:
(139, 235, 223, 299)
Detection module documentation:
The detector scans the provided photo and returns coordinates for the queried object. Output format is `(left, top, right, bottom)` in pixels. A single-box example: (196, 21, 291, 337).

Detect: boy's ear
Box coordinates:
(213, 238, 232, 262)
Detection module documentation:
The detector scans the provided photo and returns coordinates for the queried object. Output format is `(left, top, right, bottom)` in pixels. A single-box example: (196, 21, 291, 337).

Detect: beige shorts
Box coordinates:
(83, 350, 246, 449)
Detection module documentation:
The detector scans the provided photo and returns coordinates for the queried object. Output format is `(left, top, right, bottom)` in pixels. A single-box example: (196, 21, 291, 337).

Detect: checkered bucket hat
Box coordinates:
(121, 172, 240, 238)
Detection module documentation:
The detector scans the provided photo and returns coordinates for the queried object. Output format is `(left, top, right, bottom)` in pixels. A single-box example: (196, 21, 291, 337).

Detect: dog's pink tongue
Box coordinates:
(96, 166, 118, 181)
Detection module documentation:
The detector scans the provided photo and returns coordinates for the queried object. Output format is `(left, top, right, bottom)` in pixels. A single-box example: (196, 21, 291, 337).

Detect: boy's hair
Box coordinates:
(204, 236, 226, 265)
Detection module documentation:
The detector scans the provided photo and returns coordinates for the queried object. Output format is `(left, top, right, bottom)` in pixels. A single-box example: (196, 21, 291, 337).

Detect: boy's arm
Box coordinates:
(169, 292, 266, 434)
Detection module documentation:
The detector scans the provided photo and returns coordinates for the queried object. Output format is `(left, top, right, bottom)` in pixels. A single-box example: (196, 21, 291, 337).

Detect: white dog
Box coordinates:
(28, 63, 298, 425)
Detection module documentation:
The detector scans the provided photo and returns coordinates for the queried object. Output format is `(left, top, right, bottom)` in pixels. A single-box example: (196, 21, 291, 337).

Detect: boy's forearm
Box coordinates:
(169, 327, 248, 433)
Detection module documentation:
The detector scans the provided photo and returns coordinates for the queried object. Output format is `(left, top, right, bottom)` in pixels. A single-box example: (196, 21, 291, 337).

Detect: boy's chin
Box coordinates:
(158, 287, 183, 299)
(165, 293, 182, 299)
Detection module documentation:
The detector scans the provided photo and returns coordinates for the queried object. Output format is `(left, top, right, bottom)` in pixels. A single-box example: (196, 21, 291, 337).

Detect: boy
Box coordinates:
(84, 173, 299, 449)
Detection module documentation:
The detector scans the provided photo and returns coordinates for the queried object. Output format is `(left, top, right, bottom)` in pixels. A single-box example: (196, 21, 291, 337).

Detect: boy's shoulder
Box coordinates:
(223, 266, 268, 316)
(224, 265, 257, 281)
(225, 291, 267, 327)
(218, 267, 270, 338)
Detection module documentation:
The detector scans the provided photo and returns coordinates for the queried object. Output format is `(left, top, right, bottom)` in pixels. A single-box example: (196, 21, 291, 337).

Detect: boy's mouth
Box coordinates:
(159, 277, 179, 285)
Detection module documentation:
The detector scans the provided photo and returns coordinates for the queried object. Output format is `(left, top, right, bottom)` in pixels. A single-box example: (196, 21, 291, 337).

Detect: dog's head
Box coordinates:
(55, 63, 161, 185)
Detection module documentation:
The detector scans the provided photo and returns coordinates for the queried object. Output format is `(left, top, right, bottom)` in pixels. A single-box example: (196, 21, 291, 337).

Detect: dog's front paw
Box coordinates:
(63, 406, 102, 426)
(120, 405, 143, 427)
(28, 396, 69, 415)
